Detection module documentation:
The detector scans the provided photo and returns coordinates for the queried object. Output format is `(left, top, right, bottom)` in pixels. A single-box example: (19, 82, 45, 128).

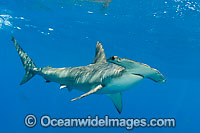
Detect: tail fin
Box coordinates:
(11, 36, 37, 85)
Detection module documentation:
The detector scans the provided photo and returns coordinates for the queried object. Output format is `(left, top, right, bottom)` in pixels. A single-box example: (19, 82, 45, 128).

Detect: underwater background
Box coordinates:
(0, 0, 200, 132)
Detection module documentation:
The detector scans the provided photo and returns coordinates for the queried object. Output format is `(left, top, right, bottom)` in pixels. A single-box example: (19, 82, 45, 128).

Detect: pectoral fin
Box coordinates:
(107, 93, 122, 114)
(71, 85, 103, 101)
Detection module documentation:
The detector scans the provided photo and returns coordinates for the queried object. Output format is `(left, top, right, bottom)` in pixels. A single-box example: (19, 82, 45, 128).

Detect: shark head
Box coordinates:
(107, 56, 132, 68)
(107, 56, 140, 70)
(107, 56, 166, 83)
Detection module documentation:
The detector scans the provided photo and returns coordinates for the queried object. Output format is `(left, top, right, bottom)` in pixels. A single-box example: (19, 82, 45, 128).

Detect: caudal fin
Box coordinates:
(11, 36, 37, 85)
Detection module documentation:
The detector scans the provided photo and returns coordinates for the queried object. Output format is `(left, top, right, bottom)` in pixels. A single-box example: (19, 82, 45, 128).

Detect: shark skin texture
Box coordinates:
(12, 37, 166, 114)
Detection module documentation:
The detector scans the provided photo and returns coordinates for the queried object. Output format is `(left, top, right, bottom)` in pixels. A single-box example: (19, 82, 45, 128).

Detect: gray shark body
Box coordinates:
(39, 63, 142, 94)
(12, 37, 165, 113)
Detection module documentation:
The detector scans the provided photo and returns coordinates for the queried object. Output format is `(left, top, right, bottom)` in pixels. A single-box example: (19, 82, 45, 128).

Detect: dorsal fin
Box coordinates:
(92, 41, 107, 64)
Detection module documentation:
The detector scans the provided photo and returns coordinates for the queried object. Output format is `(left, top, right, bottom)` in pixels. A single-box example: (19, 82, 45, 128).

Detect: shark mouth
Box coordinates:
(131, 73, 144, 78)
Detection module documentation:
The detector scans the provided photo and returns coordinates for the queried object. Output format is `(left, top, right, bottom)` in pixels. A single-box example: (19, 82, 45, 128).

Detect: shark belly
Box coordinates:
(98, 73, 143, 94)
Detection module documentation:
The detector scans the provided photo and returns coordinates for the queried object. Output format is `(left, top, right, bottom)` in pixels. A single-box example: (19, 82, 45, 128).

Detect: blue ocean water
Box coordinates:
(0, 0, 200, 132)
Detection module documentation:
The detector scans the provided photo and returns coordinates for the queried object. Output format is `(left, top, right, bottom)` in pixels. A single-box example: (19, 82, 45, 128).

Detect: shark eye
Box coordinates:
(111, 56, 115, 60)
(110, 56, 118, 60)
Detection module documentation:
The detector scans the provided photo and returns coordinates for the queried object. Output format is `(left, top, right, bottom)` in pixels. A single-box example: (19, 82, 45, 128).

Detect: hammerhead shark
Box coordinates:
(12, 37, 166, 113)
